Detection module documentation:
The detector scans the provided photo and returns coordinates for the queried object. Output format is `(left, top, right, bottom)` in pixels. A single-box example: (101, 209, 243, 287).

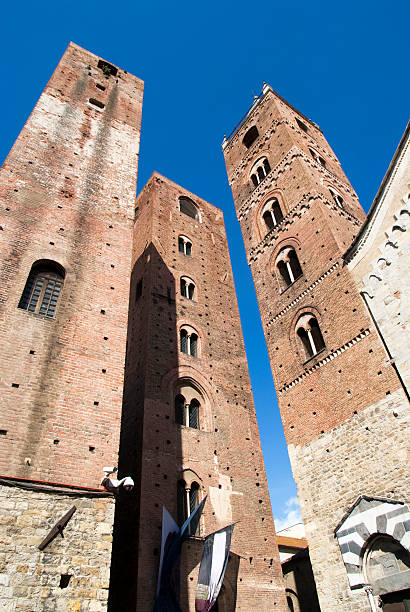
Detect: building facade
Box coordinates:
(223, 85, 410, 611)
(0, 46, 287, 610)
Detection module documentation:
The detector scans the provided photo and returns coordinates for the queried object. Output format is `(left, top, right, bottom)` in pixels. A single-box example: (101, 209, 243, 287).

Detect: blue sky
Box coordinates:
(1, 1, 408, 528)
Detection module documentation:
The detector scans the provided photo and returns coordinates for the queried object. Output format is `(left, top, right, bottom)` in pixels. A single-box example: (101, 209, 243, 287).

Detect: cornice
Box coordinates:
(265, 262, 340, 326)
(247, 192, 361, 264)
(278, 329, 370, 393)
(237, 147, 357, 222)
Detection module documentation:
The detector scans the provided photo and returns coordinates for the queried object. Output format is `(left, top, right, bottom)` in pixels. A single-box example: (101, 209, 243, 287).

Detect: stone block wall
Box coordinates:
(0, 481, 115, 612)
(289, 388, 410, 611)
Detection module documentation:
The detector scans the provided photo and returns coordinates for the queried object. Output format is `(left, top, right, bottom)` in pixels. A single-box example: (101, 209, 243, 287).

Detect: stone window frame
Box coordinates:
(269, 237, 302, 294)
(178, 196, 202, 223)
(178, 235, 193, 257)
(275, 246, 303, 291)
(249, 156, 271, 189)
(180, 276, 196, 301)
(255, 190, 288, 242)
(18, 259, 65, 319)
(179, 323, 200, 358)
(308, 146, 327, 168)
(289, 306, 326, 364)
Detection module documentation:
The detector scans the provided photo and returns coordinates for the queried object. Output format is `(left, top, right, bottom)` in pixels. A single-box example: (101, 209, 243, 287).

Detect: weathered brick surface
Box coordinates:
(0, 482, 115, 611)
(0, 43, 143, 487)
(112, 173, 287, 610)
(223, 86, 409, 611)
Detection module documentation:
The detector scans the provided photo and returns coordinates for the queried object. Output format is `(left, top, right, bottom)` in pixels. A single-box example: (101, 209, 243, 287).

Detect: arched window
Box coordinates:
(329, 187, 344, 208)
(262, 198, 284, 232)
(175, 394, 185, 425)
(177, 479, 201, 533)
(180, 326, 199, 357)
(243, 126, 259, 149)
(296, 315, 325, 359)
(309, 147, 326, 167)
(18, 261, 65, 318)
(174, 394, 200, 430)
(178, 235, 192, 256)
(276, 247, 303, 288)
(365, 536, 410, 598)
(180, 277, 195, 300)
(179, 196, 199, 220)
(250, 157, 271, 188)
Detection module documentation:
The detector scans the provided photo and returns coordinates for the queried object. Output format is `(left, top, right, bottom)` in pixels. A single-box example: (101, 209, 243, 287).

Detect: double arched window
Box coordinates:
(243, 125, 259, 149)
(180, 326, 198, 357)
(262, 198, 284, 233)
(329, 187, 344, 208)
(309, 147, 326, 167)
(177, 479, 200, 532)
(276, 247, 303, 289)
(18, 260, 65, 319)
(296, 315, 325, 360)
(180, 277, 195, 300)
(250, 157, 271, 188)
(179, 196, 199, 220)
(178, 235, 192, 256)
(175, 394, 200, 429)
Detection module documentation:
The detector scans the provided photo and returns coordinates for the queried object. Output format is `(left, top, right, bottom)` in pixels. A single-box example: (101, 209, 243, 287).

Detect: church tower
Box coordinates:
(223, 85, 409, 611)
(114, 173, 287, 611)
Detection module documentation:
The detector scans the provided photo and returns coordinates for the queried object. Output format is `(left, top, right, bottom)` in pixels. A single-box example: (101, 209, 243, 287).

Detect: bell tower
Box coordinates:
(223, 85, 405, 611)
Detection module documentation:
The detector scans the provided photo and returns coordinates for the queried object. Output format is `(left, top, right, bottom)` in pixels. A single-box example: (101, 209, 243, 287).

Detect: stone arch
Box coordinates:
(335, 496, 410, 590)
(254, 189, 287, 241)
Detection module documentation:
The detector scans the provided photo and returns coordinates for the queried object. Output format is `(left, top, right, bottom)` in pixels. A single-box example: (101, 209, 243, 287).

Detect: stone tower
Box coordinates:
(223, 85, 410, 611)
(0, 43, 143, 610)
(113, 172, 287, 611)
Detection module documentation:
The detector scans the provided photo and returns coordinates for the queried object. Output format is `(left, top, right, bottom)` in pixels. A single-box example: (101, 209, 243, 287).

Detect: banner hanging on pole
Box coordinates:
(195, 523, 235, 612)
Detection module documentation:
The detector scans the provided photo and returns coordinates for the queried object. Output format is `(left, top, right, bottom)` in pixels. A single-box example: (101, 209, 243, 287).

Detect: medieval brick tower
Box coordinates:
(113, 172, 287, 611)
(0, 43, 143, 609)
(223, 85, 410, 611)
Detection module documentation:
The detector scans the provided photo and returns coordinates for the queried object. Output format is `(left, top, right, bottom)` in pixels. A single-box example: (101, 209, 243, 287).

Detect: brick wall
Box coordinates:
(0, 43, 143, 487)
(111, 173, 287, 611)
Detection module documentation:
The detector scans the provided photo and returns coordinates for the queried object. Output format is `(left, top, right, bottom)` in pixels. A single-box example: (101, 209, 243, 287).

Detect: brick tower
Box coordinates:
(0, 43, 143, 609)
(113, 173, 287, 611)
(223, 85, 409, 611)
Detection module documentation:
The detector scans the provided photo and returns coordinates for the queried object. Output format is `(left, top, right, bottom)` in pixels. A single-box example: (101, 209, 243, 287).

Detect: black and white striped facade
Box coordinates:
(335, 496, 410, 589)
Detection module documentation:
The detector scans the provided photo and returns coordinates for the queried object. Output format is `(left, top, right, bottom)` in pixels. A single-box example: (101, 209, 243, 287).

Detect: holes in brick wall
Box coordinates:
(386, 390, 391, 396)
(29, 350, 35, 355)
(249, 557, 253, 565)
(89, 446, 95, 452)
(0, 430, 7, 436)
(94, 401, 99, 406)
(100, 309, 105, 315)
(59, 574, 72, 589)
(11, 383, 19, 388)
(102, 369, 106, 374)
(89, 98, 105, 109)
(49, 241, 54, 246)
(96, 84, 106, 91)
(53, 439, 59, 445)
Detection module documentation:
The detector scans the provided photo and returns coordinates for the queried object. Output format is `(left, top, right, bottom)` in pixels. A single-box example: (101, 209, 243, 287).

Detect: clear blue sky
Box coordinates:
(1, 1, 408, 527)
